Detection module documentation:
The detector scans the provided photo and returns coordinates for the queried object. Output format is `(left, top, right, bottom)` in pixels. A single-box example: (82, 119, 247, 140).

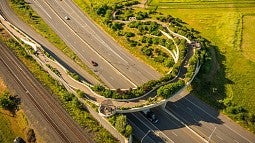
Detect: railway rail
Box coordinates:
(0, 42, 93, 143)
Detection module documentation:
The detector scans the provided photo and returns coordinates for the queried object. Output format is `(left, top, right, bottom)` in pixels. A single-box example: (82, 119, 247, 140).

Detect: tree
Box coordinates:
(125, 32, 135, 38)
(111, 22, 124, 31)
(125, 124, 133, 137)
(0, 92, 18, 112)
(141, 46, 153, 56)
(96, 4, 109, 17)
(115, 115, 127, 134)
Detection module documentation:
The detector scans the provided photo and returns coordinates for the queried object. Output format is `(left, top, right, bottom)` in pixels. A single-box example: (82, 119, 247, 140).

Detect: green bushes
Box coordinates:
(108, 114, 132, 137)
(2, 37, 117, 143)
(0, 91, 19, 113)
(157, 80, 185, 99)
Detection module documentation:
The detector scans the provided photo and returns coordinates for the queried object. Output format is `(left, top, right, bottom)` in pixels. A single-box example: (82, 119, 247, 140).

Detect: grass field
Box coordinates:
(0, 78, 28, 143)
(148, 0, 255, 132)
(242, 15, 255, 62)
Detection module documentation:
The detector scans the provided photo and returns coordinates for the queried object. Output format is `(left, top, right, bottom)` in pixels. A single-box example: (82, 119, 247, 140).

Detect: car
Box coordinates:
(91, 60, 98, 66)
(141, 109, 159, 123)
(64, 16, 70, 20)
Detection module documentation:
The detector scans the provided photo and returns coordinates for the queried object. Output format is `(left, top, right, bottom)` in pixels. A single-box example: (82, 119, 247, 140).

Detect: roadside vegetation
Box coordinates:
(8, 0, 102, 83)
(0, 78, 41, 143)
(0, 28, 117, 143)
(75, 0, 207, 102)
(147, 0, 255, 133)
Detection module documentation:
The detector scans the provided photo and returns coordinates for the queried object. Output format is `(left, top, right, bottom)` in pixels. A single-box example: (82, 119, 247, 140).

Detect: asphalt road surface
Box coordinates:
(128, 103, 255, 143)
(166, 94, 255, 143)
(128, 108, 204, 143)
(0, 0, 100, 86)
(0, 42, 94, 143)
(26, 0, 161, 89)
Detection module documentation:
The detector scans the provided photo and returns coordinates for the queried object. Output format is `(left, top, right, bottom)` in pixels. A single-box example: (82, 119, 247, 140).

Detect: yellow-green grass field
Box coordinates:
(0, 79, 28, 143)
(149, 0, 255, 131)
(76, 0, 255, 131)
(242, 15, 255, 62)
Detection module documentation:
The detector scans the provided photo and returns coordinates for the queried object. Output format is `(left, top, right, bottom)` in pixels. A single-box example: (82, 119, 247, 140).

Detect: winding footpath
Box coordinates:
(0, 3, 200, 116)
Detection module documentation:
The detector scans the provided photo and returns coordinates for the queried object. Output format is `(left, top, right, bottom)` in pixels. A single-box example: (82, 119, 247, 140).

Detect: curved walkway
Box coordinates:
(0, 11, 200, 114)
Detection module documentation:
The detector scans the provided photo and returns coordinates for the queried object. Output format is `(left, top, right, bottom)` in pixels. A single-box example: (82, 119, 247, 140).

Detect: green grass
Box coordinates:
(0, 28, 117, 143)
(8, 0, 101, 82)
(0, 79, 30, 143)
(0, 110, 28, 143)
(241, 15, 255, 62)
(150, 0, 255, 132)
(73, 0, 172, 74)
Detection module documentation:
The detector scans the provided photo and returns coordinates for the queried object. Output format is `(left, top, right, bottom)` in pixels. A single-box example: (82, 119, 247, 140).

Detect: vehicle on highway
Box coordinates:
(91, 60, 98, 66)
(64, 16, 70, 20)
(141, 109, 159, 123)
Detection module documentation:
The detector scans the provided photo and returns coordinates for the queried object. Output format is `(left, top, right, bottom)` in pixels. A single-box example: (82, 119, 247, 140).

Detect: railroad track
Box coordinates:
(0, 42, 93, 143)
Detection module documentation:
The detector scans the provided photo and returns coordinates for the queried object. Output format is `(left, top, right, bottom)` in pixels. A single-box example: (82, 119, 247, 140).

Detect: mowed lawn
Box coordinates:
(150, 0, 255, 126)
(242, 15, 255, 62)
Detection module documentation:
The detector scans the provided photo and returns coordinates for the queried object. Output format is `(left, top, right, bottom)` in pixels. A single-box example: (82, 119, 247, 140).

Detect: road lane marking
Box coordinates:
(59, 0, 129, 64)
(32, 0, 52, 19)
(183, 97, 253, 143)
(172, 131, 178, 136)
(40, 0, 138, 88)
(164, 108, 208, 143)
(187, 107, 193, 111)
(216, 135, 223, 140)
(131, 113, 174, 143)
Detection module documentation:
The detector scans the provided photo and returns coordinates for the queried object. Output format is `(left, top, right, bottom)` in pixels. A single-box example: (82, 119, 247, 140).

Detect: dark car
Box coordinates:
(141, 110, 159, 123)
(91, 60, 98, 66)
(14, 137, 26, 143)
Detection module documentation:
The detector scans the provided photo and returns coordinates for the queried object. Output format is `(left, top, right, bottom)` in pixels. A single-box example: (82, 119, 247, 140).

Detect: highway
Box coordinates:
(0, 42, 95, 143)
(127, 108, 204, 143)
(2, 1, 255, 143)
(128, 90, 255, 143)
(166, 94, 255, 143)
(0, 0, 100, 86)
(25, 0, 161, 89)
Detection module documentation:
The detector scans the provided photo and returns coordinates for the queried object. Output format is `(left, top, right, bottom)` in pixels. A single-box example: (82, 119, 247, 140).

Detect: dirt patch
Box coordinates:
(0, 77, 7, 93)
(0, 25, 11, 39)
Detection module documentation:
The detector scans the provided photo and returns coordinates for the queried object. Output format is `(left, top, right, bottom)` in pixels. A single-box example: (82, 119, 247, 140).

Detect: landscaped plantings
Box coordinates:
(0, 31, 117, 143)
(108, 114, 133, 137)
(8, 0, 101, 82)
(85, 0, 208, 101)
(150, 0, 255, 133)
(157, 80, 185, 99)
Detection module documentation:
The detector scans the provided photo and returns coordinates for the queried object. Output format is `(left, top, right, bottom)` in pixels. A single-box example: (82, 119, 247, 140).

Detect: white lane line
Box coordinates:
(40, 0, 137, 88)
(32, 0, 52, 19)
(172, 131, 178, 136)
(163, 108, 208, 143)
(58, 0, 129, 64)
(131, 113, 174, 143)
(187, 107, 193, 111)
(216, 135, 223, 140)
(183, 97, 253, 143)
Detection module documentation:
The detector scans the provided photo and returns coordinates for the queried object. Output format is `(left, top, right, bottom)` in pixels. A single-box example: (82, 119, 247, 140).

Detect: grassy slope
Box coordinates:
(8, 0, 101, 82)
(150, 0, 255, 131)
(0, 79, 28, 143)
(73, 0, 169, 74)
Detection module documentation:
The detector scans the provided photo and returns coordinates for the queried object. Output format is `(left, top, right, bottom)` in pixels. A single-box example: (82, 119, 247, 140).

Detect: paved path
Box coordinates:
(0, 12, 197, 111)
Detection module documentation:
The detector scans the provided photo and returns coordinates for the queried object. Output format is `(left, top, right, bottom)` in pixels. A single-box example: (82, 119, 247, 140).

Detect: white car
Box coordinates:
(65, 16, 70, 20)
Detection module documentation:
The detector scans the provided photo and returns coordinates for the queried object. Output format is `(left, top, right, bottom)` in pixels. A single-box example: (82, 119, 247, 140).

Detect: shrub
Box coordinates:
(125, 32, 135, 38)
